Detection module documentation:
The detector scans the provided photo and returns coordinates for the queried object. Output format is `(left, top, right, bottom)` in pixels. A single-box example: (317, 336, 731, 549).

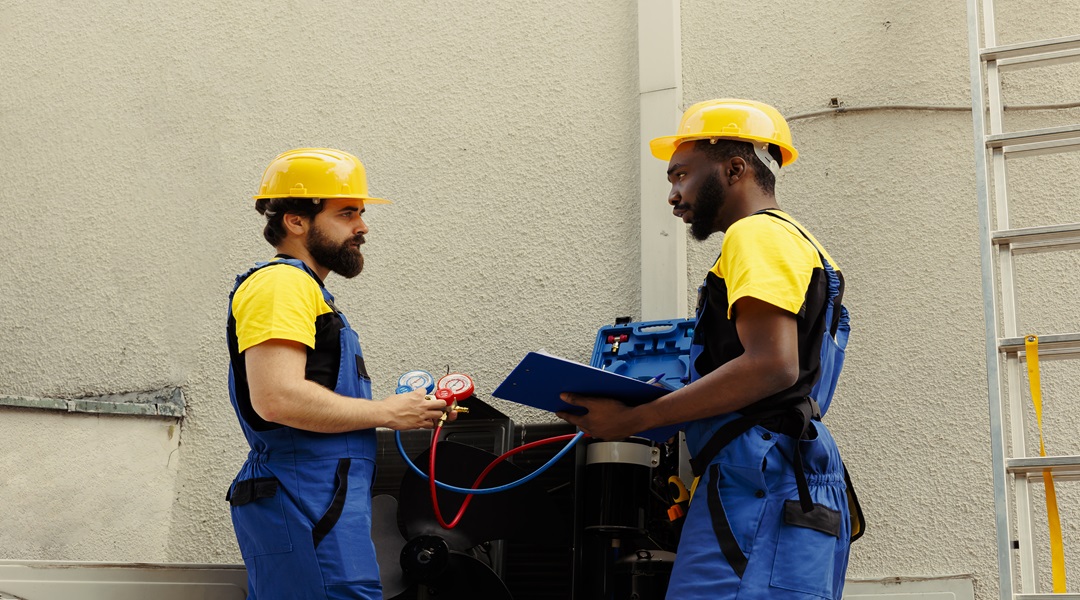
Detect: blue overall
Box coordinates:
(667, 213, 852, 600)
(226, 259, 381, 600)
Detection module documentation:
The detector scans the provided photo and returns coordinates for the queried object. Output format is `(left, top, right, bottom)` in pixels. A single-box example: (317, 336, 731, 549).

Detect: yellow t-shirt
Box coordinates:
(231, 263, 335, 353)
(227, 260, 357, 430)
(689, 210, 843, 415)
(714, 211, 840, 318)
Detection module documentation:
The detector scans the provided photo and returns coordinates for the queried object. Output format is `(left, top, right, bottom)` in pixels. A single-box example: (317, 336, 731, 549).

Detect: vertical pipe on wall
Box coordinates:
(638, 0, 686, 320)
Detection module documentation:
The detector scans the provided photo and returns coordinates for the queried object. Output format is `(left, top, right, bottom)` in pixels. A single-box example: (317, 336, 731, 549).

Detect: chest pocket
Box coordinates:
(335, 319, 372, 399)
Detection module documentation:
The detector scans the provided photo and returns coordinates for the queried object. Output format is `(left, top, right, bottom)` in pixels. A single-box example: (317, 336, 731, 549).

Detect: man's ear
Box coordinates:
(727, 156, 747, 184)
(282, 212, 308, 236)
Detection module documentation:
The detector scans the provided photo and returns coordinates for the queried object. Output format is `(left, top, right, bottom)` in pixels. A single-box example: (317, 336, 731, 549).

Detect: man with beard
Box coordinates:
(558, 100, 857, 599)
(225, 148, 448, 599)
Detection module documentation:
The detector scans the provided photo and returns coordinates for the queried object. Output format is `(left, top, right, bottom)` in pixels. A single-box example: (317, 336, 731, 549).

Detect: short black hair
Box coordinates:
(694, 139, 780, 196)
(254, 197, 326, 246)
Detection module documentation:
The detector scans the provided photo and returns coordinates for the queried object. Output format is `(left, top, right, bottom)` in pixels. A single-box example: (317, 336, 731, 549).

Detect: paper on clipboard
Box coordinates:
(491, 351, 681, 442)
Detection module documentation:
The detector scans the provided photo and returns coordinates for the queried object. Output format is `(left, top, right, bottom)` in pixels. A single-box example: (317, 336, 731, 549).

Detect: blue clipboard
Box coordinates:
(491, 352, 682, 442)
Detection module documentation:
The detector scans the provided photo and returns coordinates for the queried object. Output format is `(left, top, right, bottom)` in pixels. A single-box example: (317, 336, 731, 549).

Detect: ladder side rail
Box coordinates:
(982, 0, 1011, 342)
(1010, 356, 1038, 591)
(983, 0, 1036, 593)
(982, 0, 1042, 591)
(968, 1, 1015, 599)
(997, 150, 1031, 593)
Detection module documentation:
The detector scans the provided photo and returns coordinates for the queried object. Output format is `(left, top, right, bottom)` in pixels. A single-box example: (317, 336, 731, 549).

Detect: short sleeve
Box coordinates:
(717, 215, 822, 319)
(231, 264, 327, 352)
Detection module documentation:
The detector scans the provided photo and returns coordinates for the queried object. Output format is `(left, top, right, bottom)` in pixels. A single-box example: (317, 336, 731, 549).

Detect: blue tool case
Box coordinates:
(589, 318, 695, 391)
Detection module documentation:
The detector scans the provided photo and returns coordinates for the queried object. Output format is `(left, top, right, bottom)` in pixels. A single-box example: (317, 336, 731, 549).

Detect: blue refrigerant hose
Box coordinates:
(394, 429, 586, 495)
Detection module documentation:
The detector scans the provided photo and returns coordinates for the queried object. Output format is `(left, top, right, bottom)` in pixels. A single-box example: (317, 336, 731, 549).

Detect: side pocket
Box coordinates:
(229, 478, 293, 558)
(312, 458, 351, 549)
(770, 500, 841, 598)
(706, 464, 748, 578)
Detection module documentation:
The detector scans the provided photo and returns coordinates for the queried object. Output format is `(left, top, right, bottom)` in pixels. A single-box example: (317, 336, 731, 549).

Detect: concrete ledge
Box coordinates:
(0, 387, 185, 418)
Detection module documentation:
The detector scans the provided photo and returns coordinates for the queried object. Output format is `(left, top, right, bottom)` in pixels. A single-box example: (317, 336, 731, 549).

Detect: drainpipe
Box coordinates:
(638, 0, 686, 320)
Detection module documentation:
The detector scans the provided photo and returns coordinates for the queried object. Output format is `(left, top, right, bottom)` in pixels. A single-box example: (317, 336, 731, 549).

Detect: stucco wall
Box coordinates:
(0, 0, 640, 565)
(3, 0, 1080, 598)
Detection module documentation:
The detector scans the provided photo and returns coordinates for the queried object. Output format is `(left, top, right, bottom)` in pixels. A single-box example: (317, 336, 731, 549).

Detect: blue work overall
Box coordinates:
(227, 259, 381, 600)
(667, 219, 852, 600)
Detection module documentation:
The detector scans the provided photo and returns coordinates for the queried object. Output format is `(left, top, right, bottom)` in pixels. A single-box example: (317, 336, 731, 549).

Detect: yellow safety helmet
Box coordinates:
(253, 148, 391, 204)
(649, 99, 798, 175)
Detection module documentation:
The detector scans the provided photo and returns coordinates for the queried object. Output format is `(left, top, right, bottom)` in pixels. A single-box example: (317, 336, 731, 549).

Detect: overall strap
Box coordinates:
(229, 255, 337, 310)
(691, 211, 836, 513)
(690, 397, 821, 513)
(755, 209, 846, 336)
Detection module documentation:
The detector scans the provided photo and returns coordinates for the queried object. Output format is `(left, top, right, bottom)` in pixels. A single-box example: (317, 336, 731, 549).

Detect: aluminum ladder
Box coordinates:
(967, 1, 1080, 598)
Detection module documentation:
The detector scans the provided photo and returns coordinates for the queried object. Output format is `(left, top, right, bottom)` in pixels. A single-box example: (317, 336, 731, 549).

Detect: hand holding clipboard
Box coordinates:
(491, 352, 682, 442)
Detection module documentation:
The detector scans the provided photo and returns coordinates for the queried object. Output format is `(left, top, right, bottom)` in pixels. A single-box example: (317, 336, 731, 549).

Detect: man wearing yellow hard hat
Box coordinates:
(559, 100, 861, 599)
(224, 148, 449, 599)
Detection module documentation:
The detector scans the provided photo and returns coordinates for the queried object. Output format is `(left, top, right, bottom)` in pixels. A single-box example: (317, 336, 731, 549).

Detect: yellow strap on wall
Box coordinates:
(1025, 334, 1067, 593)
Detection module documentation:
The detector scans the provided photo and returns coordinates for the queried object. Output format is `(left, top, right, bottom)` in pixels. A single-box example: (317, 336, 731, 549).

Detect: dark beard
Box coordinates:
(689, 171, 725, 241)
(307, 223, 364, 278)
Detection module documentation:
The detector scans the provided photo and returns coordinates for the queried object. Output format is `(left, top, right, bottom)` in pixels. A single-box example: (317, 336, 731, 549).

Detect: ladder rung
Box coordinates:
(992, 223, 1080, 254)
(987, 124, 1080, 157)
(1003, 136, 1080, 160)
(999, 333, 1080, 358)
(981, 33, 1080, 63)
(1009, 455, 1080, 481)
(1000, 47, 1080, 72)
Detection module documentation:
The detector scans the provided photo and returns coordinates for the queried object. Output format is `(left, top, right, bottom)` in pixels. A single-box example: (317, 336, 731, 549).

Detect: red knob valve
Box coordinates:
(434, 389, 454, 404)
(435, 373, 475, 405)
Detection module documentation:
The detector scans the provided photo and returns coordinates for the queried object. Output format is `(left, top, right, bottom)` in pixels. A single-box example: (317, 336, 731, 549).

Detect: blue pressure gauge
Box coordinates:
(396, 370, 436, 394)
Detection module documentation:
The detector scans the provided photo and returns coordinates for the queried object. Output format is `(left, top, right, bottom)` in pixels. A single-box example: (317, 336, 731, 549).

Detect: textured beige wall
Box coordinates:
(2, 0, 1080, 598)
(0, 0, 639, 565)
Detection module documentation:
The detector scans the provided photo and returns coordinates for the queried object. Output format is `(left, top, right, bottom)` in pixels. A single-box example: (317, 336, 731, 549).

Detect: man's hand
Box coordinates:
(556, 393, 643, 441)
(377, 390, 449, 430)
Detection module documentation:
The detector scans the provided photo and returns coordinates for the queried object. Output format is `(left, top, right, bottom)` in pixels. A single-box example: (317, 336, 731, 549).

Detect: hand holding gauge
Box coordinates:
(396, 370, 472, 425)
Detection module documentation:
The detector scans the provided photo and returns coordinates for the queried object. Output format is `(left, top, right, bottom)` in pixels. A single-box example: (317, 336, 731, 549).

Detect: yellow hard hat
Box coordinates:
(649, 99, 798, 173)
(253, 148, 391, 204)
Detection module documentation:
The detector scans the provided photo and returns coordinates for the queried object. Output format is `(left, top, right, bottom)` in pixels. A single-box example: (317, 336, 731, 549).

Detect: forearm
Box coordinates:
(558, 298, 800, 441)
(634, 352, 797, 431)
(253, 378, 389, 433)
(244, 340, 451, 433)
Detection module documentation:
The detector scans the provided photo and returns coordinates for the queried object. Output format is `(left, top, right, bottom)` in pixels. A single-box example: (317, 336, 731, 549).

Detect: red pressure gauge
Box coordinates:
(435, 373, 475, 405)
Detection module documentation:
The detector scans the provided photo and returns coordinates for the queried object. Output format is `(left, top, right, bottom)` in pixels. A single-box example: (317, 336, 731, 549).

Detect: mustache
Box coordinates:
(350, 234, 366, 245)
